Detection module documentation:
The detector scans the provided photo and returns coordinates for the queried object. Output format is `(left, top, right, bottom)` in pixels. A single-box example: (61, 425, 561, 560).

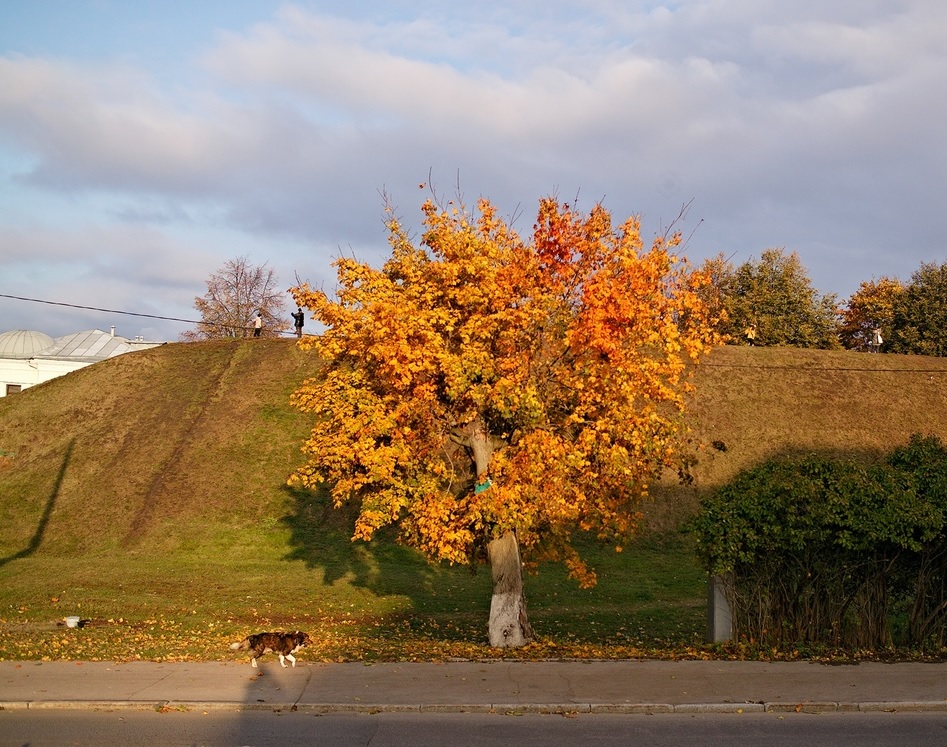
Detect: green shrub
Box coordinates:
(690, 434, 947, 649)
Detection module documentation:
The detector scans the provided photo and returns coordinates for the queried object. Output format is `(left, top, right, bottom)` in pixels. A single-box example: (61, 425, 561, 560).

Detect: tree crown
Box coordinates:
(887, 262, 947, 357)
(290, 195, 720, 586)
(183, 255, 287, 341)
(701, 248, 839, 349)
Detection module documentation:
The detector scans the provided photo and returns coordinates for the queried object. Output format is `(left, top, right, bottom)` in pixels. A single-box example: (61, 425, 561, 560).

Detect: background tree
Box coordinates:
(886, 262, 947, 357)
(838, 277, 905, 352)
(693, 252, 733, 330)
(182, 256, 287, 341)
(701, 248, 839, 348)
(289, 195, 720, 647)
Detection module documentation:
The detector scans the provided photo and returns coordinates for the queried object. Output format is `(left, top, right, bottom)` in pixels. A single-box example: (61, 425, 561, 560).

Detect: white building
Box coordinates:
(0, 328, 163, 396)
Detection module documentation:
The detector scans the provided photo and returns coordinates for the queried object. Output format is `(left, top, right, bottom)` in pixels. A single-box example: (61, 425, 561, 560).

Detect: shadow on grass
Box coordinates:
(0, 439, 74, 568)
(277, 483, 706, 646)
(279, 484, 489, 615)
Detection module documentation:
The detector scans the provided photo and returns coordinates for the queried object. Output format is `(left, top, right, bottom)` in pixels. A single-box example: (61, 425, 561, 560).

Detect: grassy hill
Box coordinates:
(0, 338, 317, 556)
(1, 340, 946, 662)
(651, 344, 947, 528)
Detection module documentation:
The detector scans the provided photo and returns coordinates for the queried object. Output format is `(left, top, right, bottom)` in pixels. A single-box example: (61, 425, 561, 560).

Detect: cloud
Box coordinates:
(1, 1, 945, 341)
(0, 57, 254, 192)
(2, 4, 931, 205)
(203, 8, 727, 142)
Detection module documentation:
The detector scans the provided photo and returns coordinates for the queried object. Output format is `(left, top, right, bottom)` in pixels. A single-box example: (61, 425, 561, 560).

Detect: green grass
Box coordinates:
(0, 527, 704, 661)
(2, 339, 946, 662)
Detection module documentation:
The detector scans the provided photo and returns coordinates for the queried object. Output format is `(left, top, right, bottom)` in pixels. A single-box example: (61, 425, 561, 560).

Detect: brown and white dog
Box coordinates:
(230, 631, 310, 668)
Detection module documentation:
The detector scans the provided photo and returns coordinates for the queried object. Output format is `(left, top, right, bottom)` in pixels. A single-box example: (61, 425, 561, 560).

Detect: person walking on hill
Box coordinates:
(253, 312, 263, 338)
(292, 307, 305, 338)
(744, 324, 757, 346)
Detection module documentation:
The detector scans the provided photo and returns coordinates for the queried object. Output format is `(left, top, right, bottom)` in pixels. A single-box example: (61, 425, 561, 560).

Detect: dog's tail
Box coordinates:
(229, 638, 250, 651)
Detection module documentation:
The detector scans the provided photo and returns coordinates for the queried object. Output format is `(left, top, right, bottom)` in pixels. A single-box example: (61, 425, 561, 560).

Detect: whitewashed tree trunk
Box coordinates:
(462, 416, 533, 648)
(487, 530, 533, 647)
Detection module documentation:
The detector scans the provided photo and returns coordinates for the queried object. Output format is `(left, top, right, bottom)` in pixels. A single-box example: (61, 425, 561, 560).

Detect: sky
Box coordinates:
(1, 1, 945, 342)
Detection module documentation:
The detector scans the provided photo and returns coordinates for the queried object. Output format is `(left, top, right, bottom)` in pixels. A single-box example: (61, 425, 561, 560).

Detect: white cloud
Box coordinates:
(0, 57, 232, 190)
(1, 0, 946, 339)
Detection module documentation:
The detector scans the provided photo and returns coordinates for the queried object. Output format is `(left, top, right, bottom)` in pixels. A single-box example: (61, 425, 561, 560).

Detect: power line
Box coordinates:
(4, 292, 945, 364)
(700, 361, 947, 373)
(0, 292, 299, 335)
(0, 292, 202, 325)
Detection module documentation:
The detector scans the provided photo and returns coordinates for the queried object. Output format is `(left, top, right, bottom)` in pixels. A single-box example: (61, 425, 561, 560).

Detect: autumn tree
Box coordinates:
(708, 248, 840, 348)
(289, 195, 720, 647)
(182, 256, 287, 341)
(886, 261, 947, 357)
(693, 252, 733, 333)
(838, 277, 905, 352)
(724, 249, 841, 347)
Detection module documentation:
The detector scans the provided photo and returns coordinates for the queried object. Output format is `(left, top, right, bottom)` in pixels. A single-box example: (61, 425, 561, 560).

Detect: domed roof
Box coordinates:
(0, 329, 55, 358)
(35, 329, 132, 361)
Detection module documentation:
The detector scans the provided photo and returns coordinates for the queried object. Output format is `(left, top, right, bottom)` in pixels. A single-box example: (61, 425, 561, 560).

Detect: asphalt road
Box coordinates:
(4, 710, 947, 747)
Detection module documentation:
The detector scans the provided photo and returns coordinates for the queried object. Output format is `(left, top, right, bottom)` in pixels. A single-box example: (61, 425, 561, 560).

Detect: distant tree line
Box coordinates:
(184, 250, 947, 356)
(699, 250, 947, 357)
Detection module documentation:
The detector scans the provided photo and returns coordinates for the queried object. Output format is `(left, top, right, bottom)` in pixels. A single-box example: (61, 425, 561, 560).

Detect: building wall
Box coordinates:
(0, 328, 164, 397)
(0, 357, 89, 396)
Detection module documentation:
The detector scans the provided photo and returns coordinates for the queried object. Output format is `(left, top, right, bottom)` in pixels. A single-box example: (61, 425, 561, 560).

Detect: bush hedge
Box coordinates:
(690, 434, 947, 649)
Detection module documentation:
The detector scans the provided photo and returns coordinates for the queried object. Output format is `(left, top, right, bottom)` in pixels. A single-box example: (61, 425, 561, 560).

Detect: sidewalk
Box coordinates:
(2, 659, 946, 714)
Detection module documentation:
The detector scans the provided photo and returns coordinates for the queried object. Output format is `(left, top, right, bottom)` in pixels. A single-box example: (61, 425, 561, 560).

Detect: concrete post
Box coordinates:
(706, 574, 733, 643)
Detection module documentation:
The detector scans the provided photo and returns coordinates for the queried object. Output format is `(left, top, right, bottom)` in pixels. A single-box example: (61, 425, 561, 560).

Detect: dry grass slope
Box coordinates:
(691, 345, 947, 475)
(0, 338, 320, 557)
(2, 340, 946, 555)
(647, 345, 947, 529)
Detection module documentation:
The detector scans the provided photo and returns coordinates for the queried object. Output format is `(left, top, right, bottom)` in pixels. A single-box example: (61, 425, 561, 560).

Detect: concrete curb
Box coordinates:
(5, 700, 947, 714)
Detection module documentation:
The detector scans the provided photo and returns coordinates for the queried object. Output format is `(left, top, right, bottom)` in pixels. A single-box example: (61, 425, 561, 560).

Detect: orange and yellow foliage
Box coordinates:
(290, 196, 721, 587)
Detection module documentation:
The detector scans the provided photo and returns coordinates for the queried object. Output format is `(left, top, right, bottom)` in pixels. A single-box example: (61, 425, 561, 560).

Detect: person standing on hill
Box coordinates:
(292, 307, 305, 338)
(253, 312, 263, 338)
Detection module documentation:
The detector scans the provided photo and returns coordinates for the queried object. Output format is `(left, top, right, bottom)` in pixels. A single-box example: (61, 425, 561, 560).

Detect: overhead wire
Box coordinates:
(1, 292, 202, 325)
(700, 361, 947, 373)
(0, 292, 300, 336)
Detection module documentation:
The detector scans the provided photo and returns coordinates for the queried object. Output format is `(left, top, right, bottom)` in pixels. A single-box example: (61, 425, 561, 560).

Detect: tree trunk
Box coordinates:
(487, 530, 533, 647)
(461, 415, 533, 648)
